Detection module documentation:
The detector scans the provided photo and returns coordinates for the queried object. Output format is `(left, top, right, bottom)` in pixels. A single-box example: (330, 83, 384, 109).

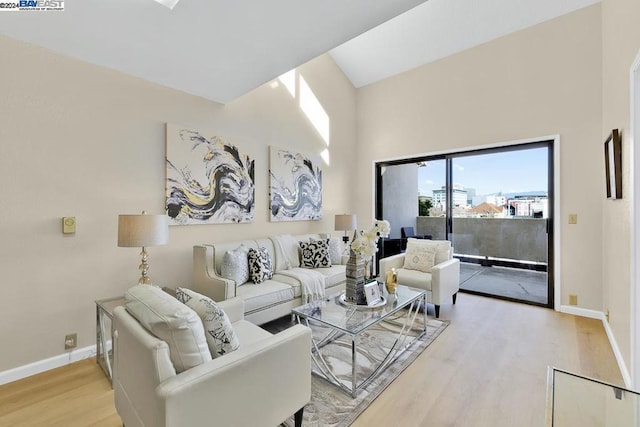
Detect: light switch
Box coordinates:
(568, 214, 578, 225)
(62, 217, 76, 234)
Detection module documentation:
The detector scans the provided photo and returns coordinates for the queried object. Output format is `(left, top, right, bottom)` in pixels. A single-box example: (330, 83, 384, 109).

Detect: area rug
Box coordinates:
(280, 316, 448, 427)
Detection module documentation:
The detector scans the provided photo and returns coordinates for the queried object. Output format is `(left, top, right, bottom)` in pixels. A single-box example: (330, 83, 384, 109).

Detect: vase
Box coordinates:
(345, 251, 367, 304)
(385, 268, 398, 295)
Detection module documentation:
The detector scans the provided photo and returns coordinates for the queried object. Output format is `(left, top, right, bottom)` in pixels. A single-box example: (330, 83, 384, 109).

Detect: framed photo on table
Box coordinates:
(364, 282, 382, 306)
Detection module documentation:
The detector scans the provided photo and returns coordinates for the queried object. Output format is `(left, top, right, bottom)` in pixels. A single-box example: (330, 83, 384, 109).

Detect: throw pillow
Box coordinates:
(221, 244, 250, 285)
(300, 238, 332, 268)
(124, 285, 212, 373)
(175, 287, 240, 358)
(406, 238, 451, 265)
(403, 241, 437, 273)
(247, 246, 273, 283)
(328, 237, 342, 265)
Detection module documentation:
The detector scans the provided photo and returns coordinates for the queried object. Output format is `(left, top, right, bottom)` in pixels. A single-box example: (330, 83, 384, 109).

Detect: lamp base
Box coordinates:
(138, 247, 152, 285)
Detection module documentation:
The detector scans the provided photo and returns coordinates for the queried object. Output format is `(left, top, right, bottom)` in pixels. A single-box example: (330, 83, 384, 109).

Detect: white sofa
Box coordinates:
(193, 233, 346, 325)
(113, 294, 311, 427)
(379, 238, 460, 318)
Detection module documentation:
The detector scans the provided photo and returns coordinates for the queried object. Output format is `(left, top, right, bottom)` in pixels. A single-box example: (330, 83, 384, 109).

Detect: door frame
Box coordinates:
(630, 48, 640, 389)
(375, 135, 561, 310)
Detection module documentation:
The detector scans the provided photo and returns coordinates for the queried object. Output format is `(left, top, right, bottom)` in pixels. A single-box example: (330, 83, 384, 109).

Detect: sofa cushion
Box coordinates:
(300, 238, 331, 268)
(236, 279, 295, 313)
(396, 268, 433, 291)
(175, 287, 240, 358)
(406, 238, 451, 265)
(404, 241, 437, 273)
(124, 285, 212, 373)
(232, 319, 273, 346)
(221, 244, 250, 286)
(314, 264, 347, 290)
(248, 247, 274, 283)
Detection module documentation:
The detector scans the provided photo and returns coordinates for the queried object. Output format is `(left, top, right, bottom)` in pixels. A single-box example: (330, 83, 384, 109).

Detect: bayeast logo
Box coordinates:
(19, 0, 64, 10)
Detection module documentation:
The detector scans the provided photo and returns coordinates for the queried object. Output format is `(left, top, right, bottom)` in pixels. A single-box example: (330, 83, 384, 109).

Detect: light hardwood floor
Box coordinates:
(0, 294, 623, 427)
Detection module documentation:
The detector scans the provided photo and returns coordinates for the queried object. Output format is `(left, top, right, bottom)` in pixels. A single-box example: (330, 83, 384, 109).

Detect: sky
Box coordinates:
(418, 146, 549, 197)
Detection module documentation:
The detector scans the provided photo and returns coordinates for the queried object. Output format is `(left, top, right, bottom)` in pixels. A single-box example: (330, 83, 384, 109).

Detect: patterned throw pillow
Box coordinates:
(175, 287, 240, 358)
(328, 238, 342, 265)
(406, 238, 451, 265)
(221, 244, 250, 285)
(247, 247, 273, 283)
(403, 241, 437, 273)
(300, 238, 332, 268)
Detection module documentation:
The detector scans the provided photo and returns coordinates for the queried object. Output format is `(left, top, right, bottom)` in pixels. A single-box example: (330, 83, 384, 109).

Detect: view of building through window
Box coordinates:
(418, 147, 548, 218)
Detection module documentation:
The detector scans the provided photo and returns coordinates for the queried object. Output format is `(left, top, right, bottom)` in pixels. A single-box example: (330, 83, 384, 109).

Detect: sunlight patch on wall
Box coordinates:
(278, 70, 296, 98)
(320, 148, 330, 166)
(299, 76, 330, 146)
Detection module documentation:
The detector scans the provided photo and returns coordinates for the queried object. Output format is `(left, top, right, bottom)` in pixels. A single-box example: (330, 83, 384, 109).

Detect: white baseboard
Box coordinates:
(560, 305, 632, 388)
(559, 305, 602, 319)
(0, 345, 97, 387)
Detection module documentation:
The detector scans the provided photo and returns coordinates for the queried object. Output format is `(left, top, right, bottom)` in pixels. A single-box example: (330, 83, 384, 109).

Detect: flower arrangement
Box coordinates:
(350, 219, 391, 259)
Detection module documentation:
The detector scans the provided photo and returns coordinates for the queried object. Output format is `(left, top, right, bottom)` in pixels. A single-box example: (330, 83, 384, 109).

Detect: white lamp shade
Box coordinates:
(334, 214, 357, 232)
(118, 214, 169, 247)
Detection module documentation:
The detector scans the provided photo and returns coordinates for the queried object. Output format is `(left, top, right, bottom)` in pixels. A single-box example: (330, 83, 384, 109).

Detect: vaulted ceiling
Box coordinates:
(0, 0, 599, 104)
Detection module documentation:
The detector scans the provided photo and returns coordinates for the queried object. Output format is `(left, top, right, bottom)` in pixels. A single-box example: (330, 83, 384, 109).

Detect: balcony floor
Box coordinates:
(459, 262, 548, 304)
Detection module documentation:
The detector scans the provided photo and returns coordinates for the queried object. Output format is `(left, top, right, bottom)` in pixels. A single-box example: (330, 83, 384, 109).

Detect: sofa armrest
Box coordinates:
(379, 253, 405, 276)
(217, 297, 244, 323)
(430, 258, 460, 305)
(193, 245, 236, 302)
(157, 324, 311, 427)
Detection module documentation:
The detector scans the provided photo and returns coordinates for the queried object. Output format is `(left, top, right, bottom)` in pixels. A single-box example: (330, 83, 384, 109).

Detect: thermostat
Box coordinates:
(62, 217, 76, 234)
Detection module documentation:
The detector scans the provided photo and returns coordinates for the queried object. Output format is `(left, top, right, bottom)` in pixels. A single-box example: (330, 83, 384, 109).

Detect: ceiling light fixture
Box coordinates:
(154, 0, 181, 10)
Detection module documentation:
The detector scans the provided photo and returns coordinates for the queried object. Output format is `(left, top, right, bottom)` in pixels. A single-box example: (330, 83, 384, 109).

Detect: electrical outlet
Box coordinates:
(568, 214, 578, 225)
(569, 294, 578, 306)
(65, 333, 77, 350)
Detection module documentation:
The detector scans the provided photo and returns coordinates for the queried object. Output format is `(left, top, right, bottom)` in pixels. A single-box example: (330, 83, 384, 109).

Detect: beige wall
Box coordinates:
(601, 0, 640, 381)
(356, 6, 603, 310)
(0, 36, 357, 372)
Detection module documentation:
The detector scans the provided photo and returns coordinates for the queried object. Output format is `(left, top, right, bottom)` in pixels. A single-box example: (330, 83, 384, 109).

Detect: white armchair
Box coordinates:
(113, 296, 311, 427)
(379, 239, 460, 318)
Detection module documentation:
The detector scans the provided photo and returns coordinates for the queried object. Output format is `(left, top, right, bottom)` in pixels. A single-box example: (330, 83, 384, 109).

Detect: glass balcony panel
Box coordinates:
(547, 367, 640, 426)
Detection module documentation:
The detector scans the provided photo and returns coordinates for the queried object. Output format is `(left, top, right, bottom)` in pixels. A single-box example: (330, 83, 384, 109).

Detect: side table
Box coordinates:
(95, 296, 126, 384)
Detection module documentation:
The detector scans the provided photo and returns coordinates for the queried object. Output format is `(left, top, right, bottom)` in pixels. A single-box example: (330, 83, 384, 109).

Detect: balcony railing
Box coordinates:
(546, 367, 639, 426)
(417, 216, 547, 265)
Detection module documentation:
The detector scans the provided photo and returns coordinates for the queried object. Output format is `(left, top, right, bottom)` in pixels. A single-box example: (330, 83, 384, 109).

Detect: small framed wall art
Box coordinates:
(604, 129, 622, 199)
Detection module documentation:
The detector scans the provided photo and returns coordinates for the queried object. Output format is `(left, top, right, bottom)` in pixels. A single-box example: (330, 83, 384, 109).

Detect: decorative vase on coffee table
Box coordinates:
(345, 250, 367, 305)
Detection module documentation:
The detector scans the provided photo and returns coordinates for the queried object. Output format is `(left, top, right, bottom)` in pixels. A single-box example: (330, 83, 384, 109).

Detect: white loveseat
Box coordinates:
(193, 233, 346, 325)
(113, 290, 311, 427)
(379, 238, 460, 318)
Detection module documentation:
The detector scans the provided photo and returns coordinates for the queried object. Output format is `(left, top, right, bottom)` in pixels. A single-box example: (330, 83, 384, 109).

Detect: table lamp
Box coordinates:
(118, 211, 169, 285)
(335, 214, 357, 255)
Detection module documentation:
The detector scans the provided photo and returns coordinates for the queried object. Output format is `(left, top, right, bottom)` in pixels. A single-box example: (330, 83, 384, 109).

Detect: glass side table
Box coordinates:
(95, 296, 126, 384)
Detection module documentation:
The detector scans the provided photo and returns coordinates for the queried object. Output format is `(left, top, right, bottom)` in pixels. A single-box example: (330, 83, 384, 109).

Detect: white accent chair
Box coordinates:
(379, 238, 460, 318)
(113, 296, 311, 427)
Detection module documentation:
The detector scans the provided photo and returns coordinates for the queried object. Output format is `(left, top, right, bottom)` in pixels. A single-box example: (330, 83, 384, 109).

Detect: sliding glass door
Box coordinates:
(376, 141, 554, 308)
(451, 146, 550, 305)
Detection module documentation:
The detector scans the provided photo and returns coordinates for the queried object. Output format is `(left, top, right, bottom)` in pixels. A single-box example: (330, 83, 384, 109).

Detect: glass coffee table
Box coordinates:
(293, 284, 426, 397)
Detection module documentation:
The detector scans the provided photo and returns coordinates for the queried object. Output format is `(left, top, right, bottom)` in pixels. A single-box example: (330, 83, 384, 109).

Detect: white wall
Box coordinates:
(355, 5, 603, 311)
(0, 36, 357, 373)
(601, 0, 640, 384)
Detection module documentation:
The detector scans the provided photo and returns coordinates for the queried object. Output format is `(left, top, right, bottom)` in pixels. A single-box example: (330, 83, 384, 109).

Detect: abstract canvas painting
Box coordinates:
(269, 146, 322, 222)
(166, 123, 255, 225)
